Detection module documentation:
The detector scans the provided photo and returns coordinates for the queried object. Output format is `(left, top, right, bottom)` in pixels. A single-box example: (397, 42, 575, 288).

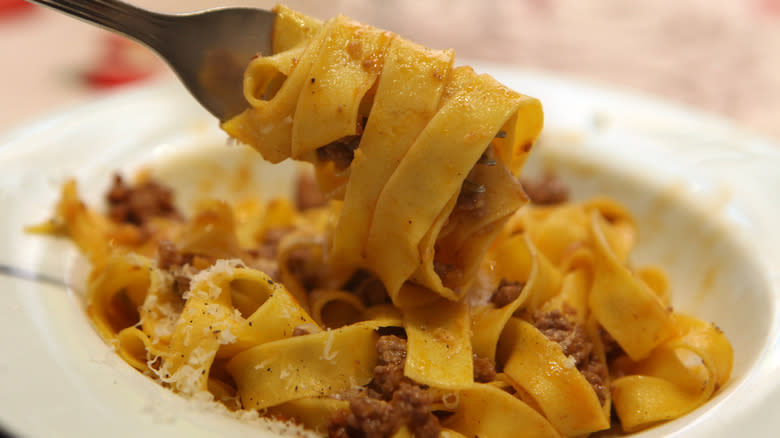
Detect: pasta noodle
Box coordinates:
(222, 6, 542, 303)
(32, 5, 733, 438)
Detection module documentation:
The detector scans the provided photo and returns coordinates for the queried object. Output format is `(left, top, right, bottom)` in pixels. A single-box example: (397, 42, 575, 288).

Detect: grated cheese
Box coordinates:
(320, 329, 338, 362)
(218, 326, 237, 344)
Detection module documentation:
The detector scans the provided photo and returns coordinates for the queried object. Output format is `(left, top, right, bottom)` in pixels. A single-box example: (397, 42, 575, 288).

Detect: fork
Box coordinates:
(29, 0, 275, 121)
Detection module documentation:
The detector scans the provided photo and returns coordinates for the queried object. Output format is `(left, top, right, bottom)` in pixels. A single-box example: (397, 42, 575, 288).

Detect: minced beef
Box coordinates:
(376, 335, 406, 369)
(534, 310, 608, 404)
(534, 310, 593, 365)
(473, 354, 497, 383)
(580, 359, 608, 405)
(490, 279, 524, 307)
(329, 396, 397, 438)
(106, 174, 180, 226)
(156, 240, 217, 295)
(328, 383, 440, 438)
(157, 240, 192, 294)
(599, 326, 625, 362)
(390, 384, 440, 438)
(521, 173, 569, 205)
(372, 335, 409, 398)
(328, 335, 441, 438)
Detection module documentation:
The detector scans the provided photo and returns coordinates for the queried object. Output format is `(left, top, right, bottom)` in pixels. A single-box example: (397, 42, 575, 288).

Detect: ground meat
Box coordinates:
(316, 136, 361, 170)
(534, 310, 593, 365)
(328, 383, 440, 438)
(520, 173, 569, 205)
(534, 310, 608, 404)
(390, 384, 440, 438)
(328, 335, 441, 438)
(157, 240, 192, 294)
(490, 279, 524, 307)
(473, 354, 497, 383)
(372, 335, 409, 397)
(294, 172, 325, 211)
(157, 240, 197, 271)
(327, 410, 352, 438)
(580, 357, 609, 404)
(106, 174, 180, 226)
(599, 326, 625, 362)
(331, 396, 398, 438)
(376, 335, 406, 366)
(156, 240, 212, 295)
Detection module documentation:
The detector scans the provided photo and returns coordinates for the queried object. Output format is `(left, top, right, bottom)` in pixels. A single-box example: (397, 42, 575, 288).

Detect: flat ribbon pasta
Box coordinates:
(227, 321, 380, 409)
(87, 253, 154, 341)
(611, 314, 733, 432)
(443, 383, 561, 438)
(222, 9, 543, 303)
(267, 397, 349, 434)
(588, 211, 676, 360)
(497, 318, 609, 436)
(471, 233, 562, 361)
(403, 295, 473, 389)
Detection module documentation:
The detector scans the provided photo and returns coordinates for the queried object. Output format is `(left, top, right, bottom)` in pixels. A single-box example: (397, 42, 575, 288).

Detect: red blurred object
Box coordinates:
(84, 34, 160, 89)
(0, 0, 33, 15)
(756, 0, 780, 16)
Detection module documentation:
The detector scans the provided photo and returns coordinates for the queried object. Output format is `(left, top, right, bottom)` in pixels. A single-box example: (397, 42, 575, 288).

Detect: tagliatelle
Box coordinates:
(223, 6, 541, 302)
(497, 318, 609, 436)
(32, 5, 733, 438)
(443, 383, 562, 438)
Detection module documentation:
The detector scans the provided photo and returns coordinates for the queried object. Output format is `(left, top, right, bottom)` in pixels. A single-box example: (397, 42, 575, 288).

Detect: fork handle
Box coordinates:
(28, 0, 168, 49)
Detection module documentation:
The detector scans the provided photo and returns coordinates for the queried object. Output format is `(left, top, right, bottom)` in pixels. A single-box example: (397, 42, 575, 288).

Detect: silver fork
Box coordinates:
(29, 0, 275, 121)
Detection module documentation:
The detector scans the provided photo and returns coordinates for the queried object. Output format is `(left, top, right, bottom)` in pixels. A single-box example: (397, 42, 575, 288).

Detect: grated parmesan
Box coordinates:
(186, 259, 246, 300)
(320, 329, 338, 362)
(217, 326, 237, 344)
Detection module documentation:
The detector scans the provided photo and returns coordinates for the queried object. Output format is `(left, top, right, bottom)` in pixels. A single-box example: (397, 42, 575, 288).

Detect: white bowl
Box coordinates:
(0, 64, 777, 437)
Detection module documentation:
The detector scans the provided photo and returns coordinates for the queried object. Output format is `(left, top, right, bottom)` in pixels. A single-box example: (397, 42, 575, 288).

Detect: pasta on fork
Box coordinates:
(223, 6, 543, 304)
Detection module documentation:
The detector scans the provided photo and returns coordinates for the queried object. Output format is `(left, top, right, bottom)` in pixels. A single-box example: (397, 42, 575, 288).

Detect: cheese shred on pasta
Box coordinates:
(37, 5, 732, 438)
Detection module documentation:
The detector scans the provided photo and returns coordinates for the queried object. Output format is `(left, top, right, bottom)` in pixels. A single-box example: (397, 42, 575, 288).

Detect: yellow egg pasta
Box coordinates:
(223, 5, 542, 302)
(33, 5, 733, 438)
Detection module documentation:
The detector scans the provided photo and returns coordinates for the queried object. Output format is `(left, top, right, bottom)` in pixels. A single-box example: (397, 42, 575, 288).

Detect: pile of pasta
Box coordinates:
(36, 5, 733, 438)
(40, 177, 732, 437)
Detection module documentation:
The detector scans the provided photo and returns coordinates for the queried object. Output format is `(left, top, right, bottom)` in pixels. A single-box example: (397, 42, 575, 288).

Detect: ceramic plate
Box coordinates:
(0, 64, 778, 437)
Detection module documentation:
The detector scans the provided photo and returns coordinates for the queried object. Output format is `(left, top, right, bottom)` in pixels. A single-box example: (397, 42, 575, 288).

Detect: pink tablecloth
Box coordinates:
(2, 0, 779, 140)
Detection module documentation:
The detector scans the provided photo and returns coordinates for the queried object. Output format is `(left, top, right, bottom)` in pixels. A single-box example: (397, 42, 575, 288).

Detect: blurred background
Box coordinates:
(1, 0, 779, 140)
